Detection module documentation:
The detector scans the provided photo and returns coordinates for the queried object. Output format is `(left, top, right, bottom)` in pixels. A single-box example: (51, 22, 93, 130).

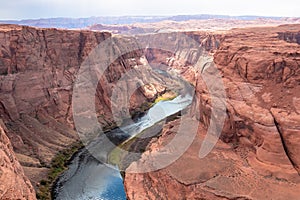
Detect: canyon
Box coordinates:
(124, 25, 300, 199)
(0, 22, 299, 200)
(0, 24, 180, 199)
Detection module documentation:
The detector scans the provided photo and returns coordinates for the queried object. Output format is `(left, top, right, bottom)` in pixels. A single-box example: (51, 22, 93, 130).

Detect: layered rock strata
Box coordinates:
(0, 24, 181, 192)
(0, 23, 299, 200)
(124, 25, 300, 199)
(0, 119, 36, 199)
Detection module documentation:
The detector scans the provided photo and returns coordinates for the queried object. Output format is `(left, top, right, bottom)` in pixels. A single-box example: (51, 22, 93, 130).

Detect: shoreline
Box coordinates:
(109, 110, 182, 170)
(36, 141, 84, 200)
(47, 90, 180, 200)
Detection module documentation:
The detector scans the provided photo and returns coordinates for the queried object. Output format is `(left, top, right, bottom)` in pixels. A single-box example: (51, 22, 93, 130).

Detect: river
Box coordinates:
(53, 94, 193, 200)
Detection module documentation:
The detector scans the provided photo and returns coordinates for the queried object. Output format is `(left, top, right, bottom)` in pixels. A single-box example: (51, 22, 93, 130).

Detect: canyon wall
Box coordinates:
(0, 23, 299, 200)
(124, 25, 300, 199)
(0, 24, 181, 195)
(0, 119, 36, 199)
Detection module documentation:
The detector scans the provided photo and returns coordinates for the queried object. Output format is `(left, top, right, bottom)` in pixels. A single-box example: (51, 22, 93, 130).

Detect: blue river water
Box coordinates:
(53, 94, 192, 200)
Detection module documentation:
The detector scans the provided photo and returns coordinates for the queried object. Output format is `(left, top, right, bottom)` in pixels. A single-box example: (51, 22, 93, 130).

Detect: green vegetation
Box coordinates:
(108, 121, 165, 168)
(108, 134, 138, 167)
(139, 101, 154, 112)
(109, 90, 179, 168)
(36, 142, 84, 200)
(35, 90, 179, 199)
(148, 90, 178, 109)
(154, 91, 178, 104)
(130, 90, 178, 122)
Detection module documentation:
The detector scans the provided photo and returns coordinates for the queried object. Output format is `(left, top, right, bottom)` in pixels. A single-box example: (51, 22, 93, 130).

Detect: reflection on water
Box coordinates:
(120, 94, 192, 139)
(53, 150, 126, 200)
(53, 95, 192, 200)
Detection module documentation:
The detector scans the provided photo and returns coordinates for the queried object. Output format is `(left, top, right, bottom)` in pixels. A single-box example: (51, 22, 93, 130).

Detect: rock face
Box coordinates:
(0, 23, 300, 199)
(0, 24, 181, 192)
(0, 24, 110, 188)
(124, 25, 300, 199)
(0, 119, 36, 199)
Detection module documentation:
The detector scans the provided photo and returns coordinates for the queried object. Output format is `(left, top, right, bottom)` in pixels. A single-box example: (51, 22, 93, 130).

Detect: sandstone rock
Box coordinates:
(1, 23, 300, 199)
(125, 119, 300, 200)
(0, 119, 36, 200)
(0, 24, 183, 191)
(270, 108, 300, 174)
(124, 25, 300, 199)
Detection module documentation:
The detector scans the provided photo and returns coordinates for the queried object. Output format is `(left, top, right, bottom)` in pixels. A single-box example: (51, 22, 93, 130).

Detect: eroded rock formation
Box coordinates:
(0, 24, 181, 193)
(0, 119, 36, 199)
(0, 23, 299, 200)
(124, 25, 300, 199)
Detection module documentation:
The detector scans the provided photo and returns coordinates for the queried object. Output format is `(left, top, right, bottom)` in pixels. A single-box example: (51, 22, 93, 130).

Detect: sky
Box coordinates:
(1, 0, 300, 20)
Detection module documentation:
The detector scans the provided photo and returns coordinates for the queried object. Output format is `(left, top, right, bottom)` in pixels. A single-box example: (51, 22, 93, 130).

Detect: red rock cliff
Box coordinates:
(0, 119, 36, 199)
(0, 24, 180, 194)
(124, 25, 300, 199)
(0, 23, 299, 200)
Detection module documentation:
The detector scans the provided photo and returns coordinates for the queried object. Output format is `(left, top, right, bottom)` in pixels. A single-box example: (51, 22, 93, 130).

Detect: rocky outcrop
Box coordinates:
(212, 25, 300, 176)
(0, 24, 111, 188)
(124, 25, 300, 199)
(0, 119, 36, 199)
(0, 24, 181, 192)
(1, 23, 300, 199)
(278, 25, 300, 45)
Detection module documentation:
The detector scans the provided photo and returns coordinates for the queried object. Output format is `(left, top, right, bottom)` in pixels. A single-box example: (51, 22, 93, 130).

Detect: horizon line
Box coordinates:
(0, 14, 297, 22)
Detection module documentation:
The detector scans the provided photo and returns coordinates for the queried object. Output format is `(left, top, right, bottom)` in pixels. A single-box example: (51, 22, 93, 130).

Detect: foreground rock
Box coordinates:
(124, 25, 300, 199)
(0, 119, 36, 199)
